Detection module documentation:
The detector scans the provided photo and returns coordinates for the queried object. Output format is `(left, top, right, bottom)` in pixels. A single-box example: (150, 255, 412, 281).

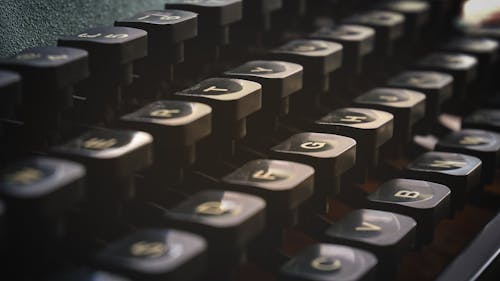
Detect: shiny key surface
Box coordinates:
(435, 129, 500, 183)
(462, 109, 500, 133)
(354, 88, 426, 143)
(222, 159, 314, 219)
(164, 0, 243, 26)
(93, 229, 207, 281)
(315, 108, 393, 167)
(406, 152, 482, 212)
(270, 39, 343, 77)
(279, 243, 378, 281)
(325, 209, 416, 269)
(0, 157, 85, 217)
(165, 190, 266, 251)
(58, 27, 148, 66)
(271, 132, 356, 190)
(367, 178, 451, 244)
(387, 71, 453, 121)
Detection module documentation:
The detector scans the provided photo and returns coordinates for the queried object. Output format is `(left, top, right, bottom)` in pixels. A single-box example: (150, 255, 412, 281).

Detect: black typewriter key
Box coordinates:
(0, 157, 85, 268)
(406, 152, 482, 212)
(120, 101, 211, 183)
(164, 190, 265, 268)
(0, 70, 21, 121)
(271, 132, 356, 208)
(225, 61, 303, 130)
(0, 157, 85, 219)
(59, 26, 148, 122)
(165, 0, 242, 27)
(0, 46, 89, 109)
(279, 243, 377, 281)
(315, 108, 393, 168)
(441, 37, 498, 72)
(0, 47, 89, 145)
(165, 0, 242, 46)
(222, 159, 314, 227)
(325, 209, 416, 274)
(58, 26, 147, 85)
(174, 78, 260, 141)
(225, 61, 303, 101)
(310, 25, 375, 75)
(271, 39, 342, 92)
(50, 268, 132, 281)
(416, 53, 478, 100)
(436, 129, 500, 183)
(380, 0, 430, 42)
(93, 229, 207, 281)
(367, 179, 451, 244)
(52, 129, 153, 214)
(387, 71, 453, 122)
(343, 10, 405, 56)
(354, 88, 426, 144)
(120, 100, 210, 187)
(116, 10, 197, 65)
(463, 109, 500, 133)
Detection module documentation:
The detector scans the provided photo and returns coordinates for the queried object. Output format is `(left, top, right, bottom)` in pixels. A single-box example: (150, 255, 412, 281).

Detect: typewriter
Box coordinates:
(0, 0, 499, 280)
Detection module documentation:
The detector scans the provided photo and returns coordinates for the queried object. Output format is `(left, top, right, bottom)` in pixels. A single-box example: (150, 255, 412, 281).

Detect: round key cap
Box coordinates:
(279, 243, 377, 281)
(222, 159, 314, 226)
(52, 128, 153, 204)
(165, 0, 242, 26)
(315, 108, 393, 167)
(387, 71, 453, 121)
(354, 88, 426, 143)
(325, 209, 416, 274)
(58, 26, 148, 85)
(174, 78, 261, 140)
(367, 179, 451, 244)
(121, 100, 211, 165)
(271, 39, 343, 78)
(0, 46, 89, 109)
(0, 157, 85, 219)
(93, 229, 207, 281)
(310, 25, 375, 74)
(116, 10, 198, 64)
(435, 129, 500, 183)
(441, 37, 499, 71)
(225, 60, 302, 118)
(164, 190, 265, 264)
(416, 52, 478, 99)
(120, 100, 211, 187)
(462, 109, 500, 133)
(343, 10, 405, 56)
(0, 157, 86, 271)
(165, 0, 242, 46)
(380, 0, 430, 40)
(271, 132, 356, 196)
(406, 152, 482, 212)
(225, 61, 303, 102)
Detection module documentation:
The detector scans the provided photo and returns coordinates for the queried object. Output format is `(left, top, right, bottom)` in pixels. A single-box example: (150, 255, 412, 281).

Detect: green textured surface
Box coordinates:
(0, 0, 166, 58)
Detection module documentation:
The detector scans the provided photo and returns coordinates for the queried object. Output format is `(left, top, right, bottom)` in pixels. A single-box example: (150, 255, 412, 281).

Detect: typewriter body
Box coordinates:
(0, 1, 499, 281)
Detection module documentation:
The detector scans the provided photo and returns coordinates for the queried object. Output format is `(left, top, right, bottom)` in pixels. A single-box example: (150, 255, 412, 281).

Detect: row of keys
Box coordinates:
(1, 1, 500, 280)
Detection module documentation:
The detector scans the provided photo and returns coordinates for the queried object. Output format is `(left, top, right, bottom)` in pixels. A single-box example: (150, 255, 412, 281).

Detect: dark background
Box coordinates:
(0, 0, 166, 57)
